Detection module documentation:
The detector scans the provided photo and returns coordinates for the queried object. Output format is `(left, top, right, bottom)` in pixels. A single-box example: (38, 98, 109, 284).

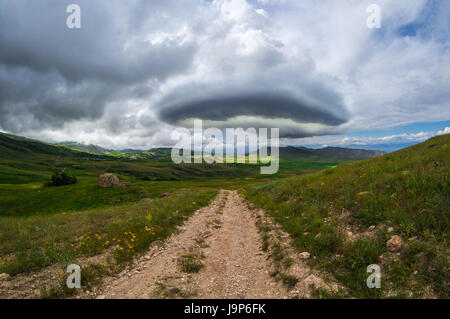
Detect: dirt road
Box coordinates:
(93, 190, 337, 299)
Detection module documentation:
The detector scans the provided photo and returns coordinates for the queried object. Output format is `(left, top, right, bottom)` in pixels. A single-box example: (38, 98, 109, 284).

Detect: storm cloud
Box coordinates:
(0, 0, 198, 137)
(0, 0, 448, 149)
(157, 74, 349, 137)
(160, 92, 346, 125)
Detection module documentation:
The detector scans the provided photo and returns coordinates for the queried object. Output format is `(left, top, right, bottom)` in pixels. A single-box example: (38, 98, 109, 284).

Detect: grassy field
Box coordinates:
(0, 158, 339, 218)
(244, 134, 449, 298)
(0, 135, 341, 217)
(0, 190, 217, 275)
(5, 132, 444, 299)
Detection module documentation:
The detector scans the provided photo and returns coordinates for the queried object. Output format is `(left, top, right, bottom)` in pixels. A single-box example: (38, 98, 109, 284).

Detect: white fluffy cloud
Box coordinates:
(438, 127, 450, 135)
(288, 127, 450, 151)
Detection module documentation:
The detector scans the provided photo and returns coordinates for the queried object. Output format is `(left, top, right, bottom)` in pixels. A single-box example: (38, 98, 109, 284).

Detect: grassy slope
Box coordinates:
(0, 189, 218, 277)
(244, 134, 449, 298)
(0, 132, 109, 159)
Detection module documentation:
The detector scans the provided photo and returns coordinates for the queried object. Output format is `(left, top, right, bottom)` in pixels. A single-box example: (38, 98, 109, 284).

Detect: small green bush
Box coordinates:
(48, 170, 77, 187)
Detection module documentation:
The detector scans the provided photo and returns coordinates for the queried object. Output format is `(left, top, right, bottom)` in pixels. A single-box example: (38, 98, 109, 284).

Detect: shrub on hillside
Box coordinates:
(47, 170, 77, 186)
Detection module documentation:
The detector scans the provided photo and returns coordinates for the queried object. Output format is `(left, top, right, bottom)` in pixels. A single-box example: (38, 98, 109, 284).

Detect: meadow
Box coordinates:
(2, 132, 446, 299)
(0, 132, 341, 291)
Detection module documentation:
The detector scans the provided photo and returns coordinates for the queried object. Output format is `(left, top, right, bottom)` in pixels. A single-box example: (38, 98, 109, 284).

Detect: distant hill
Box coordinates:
(105, 148, 173, 160)
(56, 142, 172, 159)
(0, 132, 110, 159)
(144, 148, 173, 159)
(58, 142, 109, 154)
(1, 132, 385, 161)
(117, 149, 143, 154)
(279, 146, 386, 160)
(142, 146, 385, 160)
(58, 142, 147, 155)
(0, 134, 181, 161)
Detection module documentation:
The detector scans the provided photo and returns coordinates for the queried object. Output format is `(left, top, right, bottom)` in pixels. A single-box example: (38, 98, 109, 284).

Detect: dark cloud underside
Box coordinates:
(159, 91, 347, 126)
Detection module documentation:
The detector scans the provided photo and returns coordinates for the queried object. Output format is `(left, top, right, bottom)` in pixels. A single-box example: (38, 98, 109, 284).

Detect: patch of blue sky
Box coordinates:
(346, 120, 450, 139)
(297, 120, 449, 152)
(397, 0, 449, 41)
(368, 0, 448, 47)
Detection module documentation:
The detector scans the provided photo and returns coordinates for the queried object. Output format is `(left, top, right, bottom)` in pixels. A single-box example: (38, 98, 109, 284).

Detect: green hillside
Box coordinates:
(0, 133, 109, 159)
(107, 148, 174, 160)
(57, 142, 109, 155)
(244, 134, 449, 298)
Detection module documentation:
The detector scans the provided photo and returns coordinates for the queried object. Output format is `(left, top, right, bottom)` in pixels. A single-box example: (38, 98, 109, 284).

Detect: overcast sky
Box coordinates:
(0, 0, 449, 150)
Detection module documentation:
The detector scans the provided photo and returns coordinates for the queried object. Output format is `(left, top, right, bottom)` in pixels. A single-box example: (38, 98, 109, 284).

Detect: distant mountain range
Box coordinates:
(59, 141, 386, 160)
(0, 132, 386, 161)
(59, 142, 148, 154)
(279, 146, 386, 160)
